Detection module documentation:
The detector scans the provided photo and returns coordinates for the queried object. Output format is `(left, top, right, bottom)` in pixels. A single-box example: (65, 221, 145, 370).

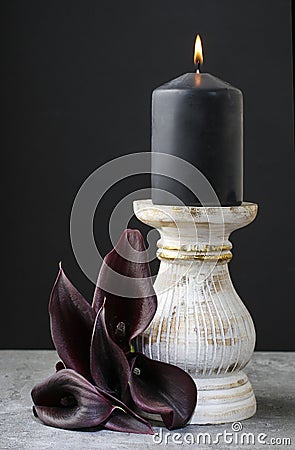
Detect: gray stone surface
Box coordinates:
(0, 351, 294, 449)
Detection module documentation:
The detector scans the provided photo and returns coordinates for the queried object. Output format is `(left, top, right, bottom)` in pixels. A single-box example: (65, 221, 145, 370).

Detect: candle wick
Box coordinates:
(196, 60, 201, 74)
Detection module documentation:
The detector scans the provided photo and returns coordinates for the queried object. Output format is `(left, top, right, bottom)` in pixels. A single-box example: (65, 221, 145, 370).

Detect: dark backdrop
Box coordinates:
(1, 0, 294, 350)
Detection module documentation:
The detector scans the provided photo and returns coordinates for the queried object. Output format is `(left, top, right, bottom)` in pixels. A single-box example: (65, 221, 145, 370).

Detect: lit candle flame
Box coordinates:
(194, 34, 203, 72)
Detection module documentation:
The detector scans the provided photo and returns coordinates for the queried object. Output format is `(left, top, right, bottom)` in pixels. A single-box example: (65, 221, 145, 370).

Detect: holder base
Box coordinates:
(190, 371, 256, 424)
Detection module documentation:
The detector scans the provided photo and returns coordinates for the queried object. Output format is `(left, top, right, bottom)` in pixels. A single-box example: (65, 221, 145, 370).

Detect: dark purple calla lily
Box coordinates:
(104, 408, 153, 435)
(32, 228, 197, 434)
(92, 229, 157, 352)
(49, 267, 95, 381)
(129, 353, 197, 430)
(90, 305, 130, 400)
(31, 369, 114, 429)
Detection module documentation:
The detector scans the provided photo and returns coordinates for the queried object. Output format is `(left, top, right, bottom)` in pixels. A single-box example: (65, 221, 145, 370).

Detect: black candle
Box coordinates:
(151, 36, 243, 206)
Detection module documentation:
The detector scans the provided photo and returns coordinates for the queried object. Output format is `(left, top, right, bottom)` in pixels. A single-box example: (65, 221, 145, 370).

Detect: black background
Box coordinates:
(1, 0, 294, 350)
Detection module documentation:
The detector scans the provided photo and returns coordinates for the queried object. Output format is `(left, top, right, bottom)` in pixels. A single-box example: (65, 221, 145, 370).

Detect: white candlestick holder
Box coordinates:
(133, 199, 257, 425)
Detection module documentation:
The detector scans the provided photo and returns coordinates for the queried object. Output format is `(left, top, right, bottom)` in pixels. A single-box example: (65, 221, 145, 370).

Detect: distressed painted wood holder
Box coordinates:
(133, 199, 258, 424)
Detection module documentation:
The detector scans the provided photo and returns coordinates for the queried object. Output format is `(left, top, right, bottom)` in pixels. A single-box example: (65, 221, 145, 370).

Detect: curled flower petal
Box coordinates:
(93, 388, 153, 435)
(129, 354, 197, 430)
(104, 408, 154, 435)
(90, 306, 130, 400)
(49, 267, 95, 380)
(92, 229, 157, 351)
(31, 369, 114, 429)
(92, 282, 105, 316)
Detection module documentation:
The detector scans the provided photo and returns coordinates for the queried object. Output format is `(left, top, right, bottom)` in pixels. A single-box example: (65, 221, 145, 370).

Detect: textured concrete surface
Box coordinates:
(0, 351, 294, 449)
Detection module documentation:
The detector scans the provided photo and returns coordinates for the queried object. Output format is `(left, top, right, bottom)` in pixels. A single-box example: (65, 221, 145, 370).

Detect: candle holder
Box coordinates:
(133, 199, 257, 424)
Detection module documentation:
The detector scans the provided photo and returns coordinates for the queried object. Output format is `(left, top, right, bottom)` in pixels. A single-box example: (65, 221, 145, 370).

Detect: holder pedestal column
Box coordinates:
(133, 199, 257, 425)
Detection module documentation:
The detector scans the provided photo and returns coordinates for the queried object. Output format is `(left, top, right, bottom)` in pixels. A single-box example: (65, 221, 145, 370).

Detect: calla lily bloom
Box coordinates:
(32, 369, 114, 429)
(32, 229, 197, 433)
(129, 353, 197, 430)
(49, 266, 95, 382)
(92, 229, 157, 352)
